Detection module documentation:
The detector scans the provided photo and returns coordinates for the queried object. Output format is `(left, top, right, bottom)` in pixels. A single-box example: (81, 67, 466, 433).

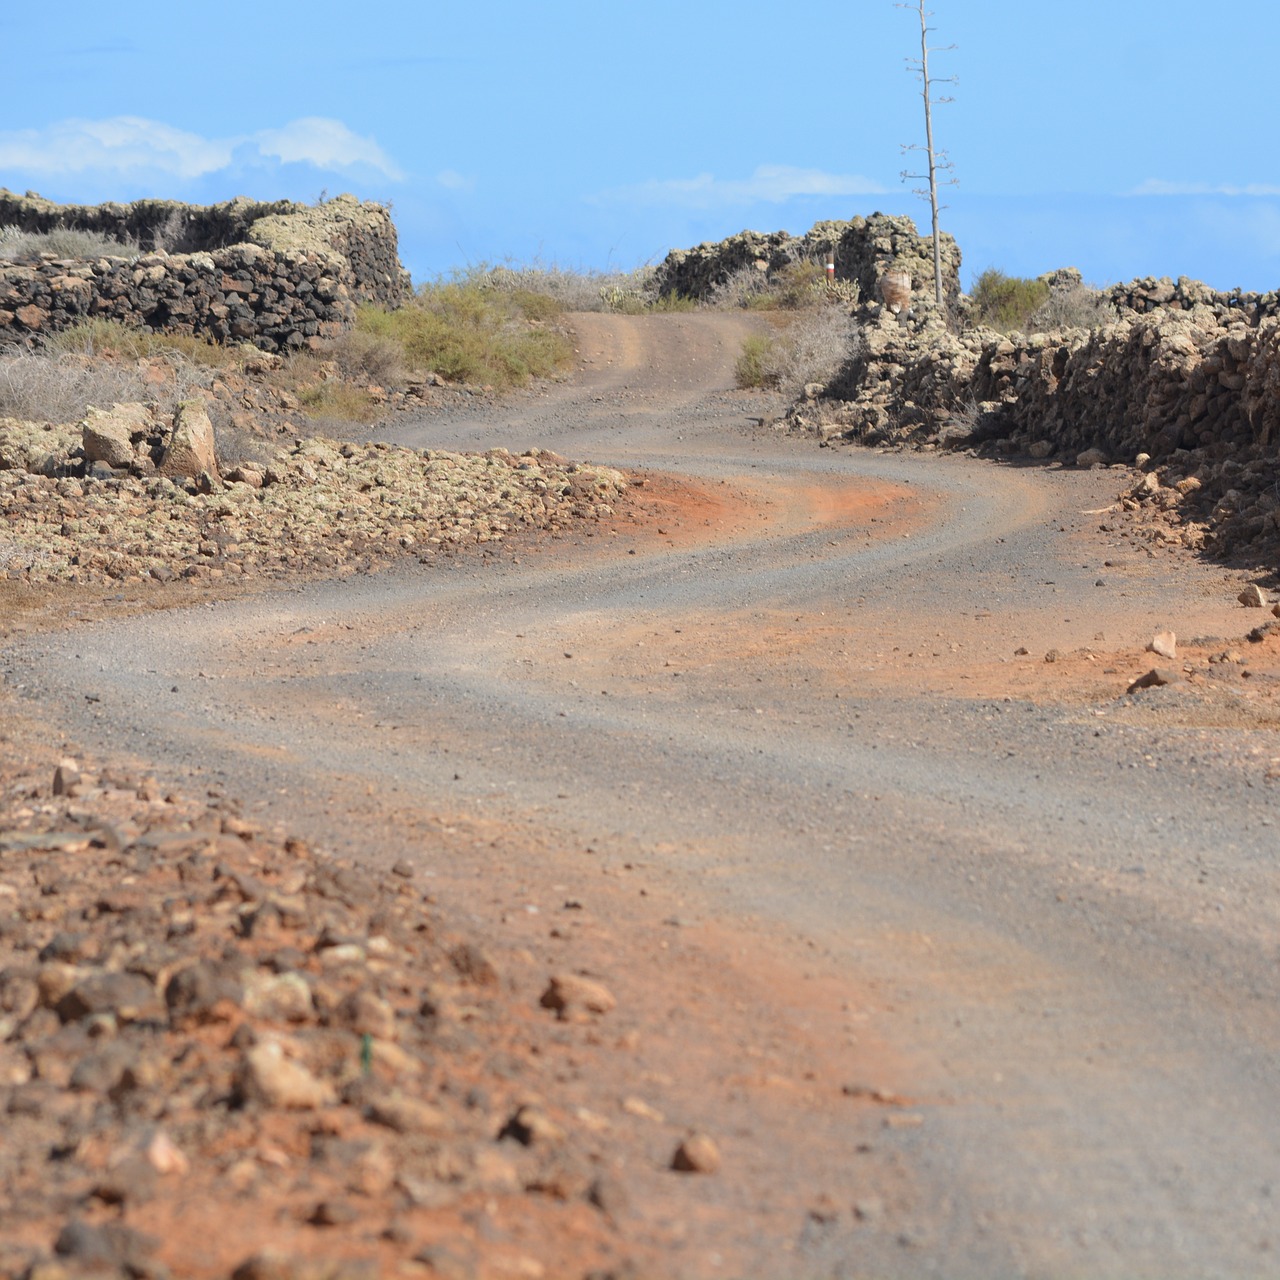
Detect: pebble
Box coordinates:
(366, 1092, 450, 1135)
(621, 1096, 665, 1123)
(671, 1132, 721, 1174)
(449, 942, 499, 986)
(164, 960, 245, 1025)
(333, 988, 396, 1040)
(232, 1250, 378, 1280)
(1127, 667, 1182, 693)
(413, 1244, 478, 1280)
(854, 1195, 885, 1221)
(242, 971, 315, 1023)
(54, 1218, 157, 1270)
(55, 971, 162, 1024)
(236, 1040, 337, 1109)
(500, 1104, 565, 1146)
(588, 1172, 630, 1220)
(308, 1199, 360, 1227)
(540, 973, 617, 1020)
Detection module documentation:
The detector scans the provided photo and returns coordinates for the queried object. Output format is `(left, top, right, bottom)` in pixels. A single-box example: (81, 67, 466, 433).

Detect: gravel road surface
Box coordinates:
(9, 313, 1280, 1278)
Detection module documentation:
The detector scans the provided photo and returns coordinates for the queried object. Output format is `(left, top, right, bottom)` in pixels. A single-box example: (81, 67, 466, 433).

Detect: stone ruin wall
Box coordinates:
(0, 192, 408, 352)
(651, 213, 963, 308)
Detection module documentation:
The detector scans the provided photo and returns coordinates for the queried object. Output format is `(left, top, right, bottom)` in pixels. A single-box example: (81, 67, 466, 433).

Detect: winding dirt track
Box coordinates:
(15, 313, 1280, 1278)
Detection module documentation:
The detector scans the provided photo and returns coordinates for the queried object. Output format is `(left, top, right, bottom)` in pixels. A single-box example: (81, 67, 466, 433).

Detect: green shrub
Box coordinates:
(297, 381, 380, 424)
(969, 269, 1051, 333)
(506, 288, 563, 323)
(354, 282, 573, 389)
(735, 332, 778, 388)
(45, 318, 236, 368)
(647, 292, 698, 313)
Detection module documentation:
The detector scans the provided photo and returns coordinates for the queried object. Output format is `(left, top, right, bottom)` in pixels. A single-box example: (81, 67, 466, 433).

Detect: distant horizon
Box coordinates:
(4, 2, 1278, 295)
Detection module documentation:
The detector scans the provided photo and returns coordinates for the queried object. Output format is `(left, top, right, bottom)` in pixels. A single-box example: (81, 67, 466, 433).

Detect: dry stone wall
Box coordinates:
(1104, 274, 1280, 321)
(789, 276, 1280, 560)
(0, 192, 407, 352)
(652, 214, 962, 307)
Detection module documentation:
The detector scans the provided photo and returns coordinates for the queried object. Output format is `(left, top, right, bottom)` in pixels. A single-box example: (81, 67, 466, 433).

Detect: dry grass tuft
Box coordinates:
(0, 226, 139, 263)
(44, 319, 239, 368)
(0, 348, 220, 426)
(296, 381, 381, 426)
(1027, 282, 1118, 331)
(477, 260, 660, 313)
(714, 259, 861, 313)
(0, 320, 241, 429)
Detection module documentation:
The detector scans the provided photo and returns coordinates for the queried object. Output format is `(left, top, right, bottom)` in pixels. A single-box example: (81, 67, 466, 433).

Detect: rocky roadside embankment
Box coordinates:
(0, 721, 665, 1280)
(1, 399, 630, 587)
(783, 275, 1280, 566)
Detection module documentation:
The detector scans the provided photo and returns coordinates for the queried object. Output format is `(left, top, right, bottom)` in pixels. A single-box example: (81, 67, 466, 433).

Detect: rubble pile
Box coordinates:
(1, 402, 630, 586)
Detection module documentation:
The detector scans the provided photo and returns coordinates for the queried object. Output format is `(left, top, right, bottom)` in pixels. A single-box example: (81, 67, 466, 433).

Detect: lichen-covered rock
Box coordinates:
(0, 417, 80, 473)
(82, 403, 151, 469)
(159, 400, 219, 480)
(235, 1039, 337, 1109)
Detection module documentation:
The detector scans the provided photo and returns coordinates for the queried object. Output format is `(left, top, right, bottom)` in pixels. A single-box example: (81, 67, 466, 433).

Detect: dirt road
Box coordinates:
(11, 312, 1280, 1278)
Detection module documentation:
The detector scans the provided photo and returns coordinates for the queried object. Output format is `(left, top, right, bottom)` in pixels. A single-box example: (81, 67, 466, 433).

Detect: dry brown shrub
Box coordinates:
(0, 340, 222, 427)
(0, 226, 138, 263)
(329, 326, 407, 387)
(735, 306, 859, 395)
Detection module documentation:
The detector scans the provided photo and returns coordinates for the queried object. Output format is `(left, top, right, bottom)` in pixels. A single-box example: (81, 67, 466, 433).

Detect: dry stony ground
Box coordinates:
(0, 377, 919, 1280)
(0, 388, 681, 1279)
(0, 415, 630, 587)
(5, 332, 1280, 1280)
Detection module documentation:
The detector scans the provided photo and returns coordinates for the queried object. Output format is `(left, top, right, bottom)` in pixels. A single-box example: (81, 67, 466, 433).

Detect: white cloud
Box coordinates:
(1130, 178, 1280, 197)
(0, 117, 232, 179)
(595, 164, 887, 209)
(436, 169, 475, 192)
(253, 118, 403, 180)
(0, 115, 402, 182)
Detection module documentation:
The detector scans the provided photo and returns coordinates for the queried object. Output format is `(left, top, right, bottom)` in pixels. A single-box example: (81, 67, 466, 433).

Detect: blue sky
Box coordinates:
(3, 1, 1278, 292)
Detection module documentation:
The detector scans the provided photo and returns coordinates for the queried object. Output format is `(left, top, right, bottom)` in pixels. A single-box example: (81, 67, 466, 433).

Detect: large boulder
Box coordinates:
(159, 400, 219, 480)
(81, 402, 150, 469)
